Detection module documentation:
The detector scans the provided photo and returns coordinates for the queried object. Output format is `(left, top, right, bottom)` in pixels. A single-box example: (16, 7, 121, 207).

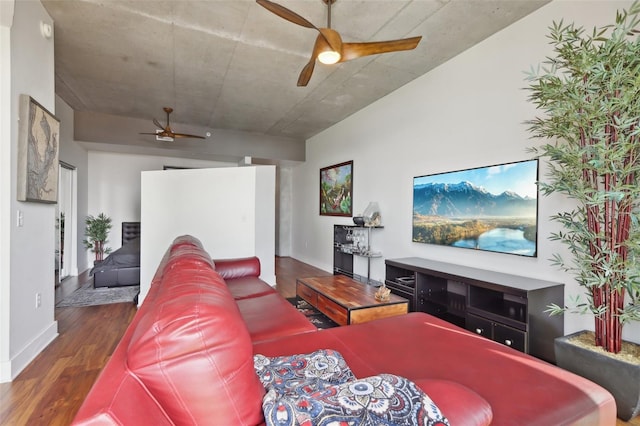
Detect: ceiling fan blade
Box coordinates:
(139, 132, 161, 136)
(256, 0, 318, 30)
(297, 60, 316, 87)
(340, 36, 422, 62)
(172, 133, 206, 139)
(257, 0, 339, 52)
(152, 118, 165, 130)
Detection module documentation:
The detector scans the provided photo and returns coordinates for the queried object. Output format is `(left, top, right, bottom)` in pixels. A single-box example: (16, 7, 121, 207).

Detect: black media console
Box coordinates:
(385, 257, 564, 362)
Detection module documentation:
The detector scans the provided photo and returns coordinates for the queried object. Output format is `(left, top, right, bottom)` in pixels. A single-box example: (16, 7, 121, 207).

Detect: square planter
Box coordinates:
(555, 331, 640, 421)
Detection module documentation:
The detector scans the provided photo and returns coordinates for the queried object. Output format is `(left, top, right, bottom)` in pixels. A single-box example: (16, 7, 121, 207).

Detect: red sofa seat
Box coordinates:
(214, 256, 317, 342)
(237, 293, 318, 342)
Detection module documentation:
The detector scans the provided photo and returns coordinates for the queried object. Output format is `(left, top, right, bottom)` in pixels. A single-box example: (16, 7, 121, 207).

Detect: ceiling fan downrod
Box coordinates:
(323, 0, 336, 28)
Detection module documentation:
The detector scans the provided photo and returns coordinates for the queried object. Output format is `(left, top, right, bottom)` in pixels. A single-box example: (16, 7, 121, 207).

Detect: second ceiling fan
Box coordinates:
(256, 0, 422, 86)
(139, 107, 206, 141)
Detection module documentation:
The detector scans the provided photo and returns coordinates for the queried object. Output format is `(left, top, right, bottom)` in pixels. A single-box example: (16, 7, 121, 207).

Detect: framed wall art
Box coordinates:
(320, 161, 353, 216)
(17, 94, 60, 203)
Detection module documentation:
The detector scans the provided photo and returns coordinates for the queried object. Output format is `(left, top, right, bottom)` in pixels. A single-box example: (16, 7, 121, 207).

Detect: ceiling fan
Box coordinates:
(256, 0, 422, 86)
(139, 107, 206, 141)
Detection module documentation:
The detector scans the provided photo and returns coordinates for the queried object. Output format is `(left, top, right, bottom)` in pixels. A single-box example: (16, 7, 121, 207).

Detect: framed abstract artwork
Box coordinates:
(17, 95, 60, 203)
(320, 161, 353, 216)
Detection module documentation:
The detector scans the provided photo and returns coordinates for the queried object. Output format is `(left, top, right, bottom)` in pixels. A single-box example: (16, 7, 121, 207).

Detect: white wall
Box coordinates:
(1, 0, 58, 382)
(276, 166, 293, 256)
(0, 0, 14, 383)
(86, 151, 232, 269)
(291, 0, 639, 344)
(255, 166, 277, 275)
(140, 166, 276, 303)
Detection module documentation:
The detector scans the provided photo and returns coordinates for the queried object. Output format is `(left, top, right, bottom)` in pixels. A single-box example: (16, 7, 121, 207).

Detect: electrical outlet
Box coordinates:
(17, 210, 23, 227)
(35, 292, 41, 308)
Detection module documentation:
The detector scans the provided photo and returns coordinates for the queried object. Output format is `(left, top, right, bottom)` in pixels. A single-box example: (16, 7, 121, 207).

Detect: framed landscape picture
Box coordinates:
(17, 95, 60, 203)
(320, 161, 353, 216)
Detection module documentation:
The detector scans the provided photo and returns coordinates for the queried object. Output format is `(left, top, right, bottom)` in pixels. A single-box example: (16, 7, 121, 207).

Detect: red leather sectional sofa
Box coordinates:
(72, 235, 616, 425)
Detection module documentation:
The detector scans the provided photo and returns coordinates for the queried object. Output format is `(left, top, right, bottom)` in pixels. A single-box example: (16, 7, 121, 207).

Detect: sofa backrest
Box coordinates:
(73, 235, 266, 425)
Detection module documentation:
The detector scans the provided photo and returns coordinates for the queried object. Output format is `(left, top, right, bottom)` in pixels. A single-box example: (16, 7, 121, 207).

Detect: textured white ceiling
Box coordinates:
(43, 0, 550, 149)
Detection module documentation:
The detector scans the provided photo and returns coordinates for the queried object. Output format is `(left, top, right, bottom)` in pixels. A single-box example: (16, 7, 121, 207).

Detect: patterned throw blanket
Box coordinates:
(254, 349, 449, 426)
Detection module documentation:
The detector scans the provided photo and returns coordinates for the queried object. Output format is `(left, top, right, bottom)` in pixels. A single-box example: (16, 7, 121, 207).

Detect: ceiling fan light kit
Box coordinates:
(318, 50, 340, 65)
(155, 130, 174, 142)
(256, 0, 422, 86)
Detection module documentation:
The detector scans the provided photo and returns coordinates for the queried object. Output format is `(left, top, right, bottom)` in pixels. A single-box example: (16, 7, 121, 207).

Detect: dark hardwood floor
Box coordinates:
(0, 257, 637, 425)
(274, 256, 331, 299)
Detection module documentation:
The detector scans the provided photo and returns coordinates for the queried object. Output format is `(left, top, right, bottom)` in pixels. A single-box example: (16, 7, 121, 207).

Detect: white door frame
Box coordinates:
(59, 162, 78, 278)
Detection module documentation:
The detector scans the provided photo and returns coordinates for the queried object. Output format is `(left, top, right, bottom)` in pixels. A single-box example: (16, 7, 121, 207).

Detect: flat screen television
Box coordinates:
(412, 159, 538, 257)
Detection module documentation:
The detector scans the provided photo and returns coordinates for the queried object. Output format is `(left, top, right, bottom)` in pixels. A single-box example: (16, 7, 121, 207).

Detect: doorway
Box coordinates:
(57, 162, 77, 284)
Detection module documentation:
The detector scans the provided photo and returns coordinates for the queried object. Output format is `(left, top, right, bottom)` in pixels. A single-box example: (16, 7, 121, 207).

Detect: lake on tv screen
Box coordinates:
(452, 227, 536, 256)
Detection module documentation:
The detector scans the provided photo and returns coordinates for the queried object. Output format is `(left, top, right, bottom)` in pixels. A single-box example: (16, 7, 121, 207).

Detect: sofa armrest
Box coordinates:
(213, 256, 261, 279)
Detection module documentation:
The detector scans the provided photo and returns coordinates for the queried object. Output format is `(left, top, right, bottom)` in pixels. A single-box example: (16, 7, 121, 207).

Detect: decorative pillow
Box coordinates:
(254, 349, 356, 397)
(262, 373, 450, 426)
(254, 351, 449, 426)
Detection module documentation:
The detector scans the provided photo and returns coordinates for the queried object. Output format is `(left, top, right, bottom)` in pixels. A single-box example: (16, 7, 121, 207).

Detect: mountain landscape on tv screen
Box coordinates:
(412, 180, 537, 256)
(413, 181, 536, 218)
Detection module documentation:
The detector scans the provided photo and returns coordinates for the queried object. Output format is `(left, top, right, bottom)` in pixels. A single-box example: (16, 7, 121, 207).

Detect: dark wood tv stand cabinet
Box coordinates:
(385, 257, 564, 362)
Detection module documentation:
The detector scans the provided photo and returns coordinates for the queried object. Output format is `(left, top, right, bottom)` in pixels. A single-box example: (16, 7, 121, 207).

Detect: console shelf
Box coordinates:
(385, 257, 564, 362)
(333, 224, 383, 284)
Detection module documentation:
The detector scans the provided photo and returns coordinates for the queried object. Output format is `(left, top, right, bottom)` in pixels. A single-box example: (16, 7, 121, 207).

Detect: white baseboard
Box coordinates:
(0, 321, 58, 383)
(0, 360, 11, 383)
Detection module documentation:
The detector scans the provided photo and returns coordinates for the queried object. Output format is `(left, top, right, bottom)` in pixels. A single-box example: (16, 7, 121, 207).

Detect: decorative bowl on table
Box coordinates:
(375, 285, 391, 302)
(353, 216, 365, 226)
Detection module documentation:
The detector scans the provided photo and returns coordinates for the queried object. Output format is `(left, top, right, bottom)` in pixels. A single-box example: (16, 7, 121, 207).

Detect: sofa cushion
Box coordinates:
(226, 276, 277, 300)
(236, 292, 316, 342)
(127, 267, 265, 425)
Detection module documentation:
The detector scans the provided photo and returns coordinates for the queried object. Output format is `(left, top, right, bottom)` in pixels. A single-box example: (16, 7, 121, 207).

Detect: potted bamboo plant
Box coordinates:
(525, 1, 640, 420)
(83, 213, 112, 263)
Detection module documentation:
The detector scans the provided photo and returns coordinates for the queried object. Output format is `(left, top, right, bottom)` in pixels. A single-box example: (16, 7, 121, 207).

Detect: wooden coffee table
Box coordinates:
(296, 275, 408, 326)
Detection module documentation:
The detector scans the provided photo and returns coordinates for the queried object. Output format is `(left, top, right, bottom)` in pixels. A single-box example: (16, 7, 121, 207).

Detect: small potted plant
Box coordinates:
(83, 213, 112, 263)
(525, 1, 640, 420)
